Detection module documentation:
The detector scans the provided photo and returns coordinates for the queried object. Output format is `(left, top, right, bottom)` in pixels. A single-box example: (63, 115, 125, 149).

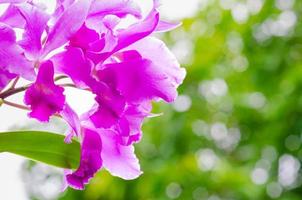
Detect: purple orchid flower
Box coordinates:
(0, 0, 186, 190)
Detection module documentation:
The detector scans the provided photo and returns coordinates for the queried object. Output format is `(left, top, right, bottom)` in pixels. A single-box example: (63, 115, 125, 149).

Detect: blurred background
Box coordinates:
(1, 0, 302, 199)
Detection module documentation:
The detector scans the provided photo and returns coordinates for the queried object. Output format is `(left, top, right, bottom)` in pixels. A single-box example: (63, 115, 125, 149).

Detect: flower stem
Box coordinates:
(55, 75, 68, 82)
(0, 85, 29, 99)
(2, 99, 62, 118)
(2, 99, 30, 111)
(59, 83, 78, 89)
(10, 77, 19, 89)
(59, 83, 91, 92)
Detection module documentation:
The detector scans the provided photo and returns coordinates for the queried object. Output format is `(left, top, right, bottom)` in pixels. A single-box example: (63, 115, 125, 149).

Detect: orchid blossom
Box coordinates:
(0, 0, 185, 190)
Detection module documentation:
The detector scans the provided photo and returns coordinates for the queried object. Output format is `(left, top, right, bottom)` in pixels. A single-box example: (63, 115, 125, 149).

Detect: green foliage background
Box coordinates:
(23, 0, 302, 199)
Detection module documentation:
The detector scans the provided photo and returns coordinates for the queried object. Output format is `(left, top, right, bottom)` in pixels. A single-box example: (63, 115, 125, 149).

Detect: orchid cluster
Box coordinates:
(0, 0, 185, 190)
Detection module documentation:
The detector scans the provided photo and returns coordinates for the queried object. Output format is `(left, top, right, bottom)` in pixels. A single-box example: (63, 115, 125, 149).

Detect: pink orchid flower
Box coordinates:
(0, 0, 186, 189)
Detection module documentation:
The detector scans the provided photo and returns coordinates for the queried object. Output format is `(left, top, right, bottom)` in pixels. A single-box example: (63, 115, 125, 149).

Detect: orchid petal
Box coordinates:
(155, 20, 182, 32)
(0, 23, 34, 80)
(126, 37, 186, 89)
(66, 128, 102, 190)
(24, 61, 65, 122)
(113, 7, 159, 55)
(69, 23, 99, 50)
(100, 55, 176, 102)
(61, 104, 81, 143)
(101, 129, 142, 180)
(17, 3, 50, 60)
(0, 68, 16, 90)
(89, 82, 125, 128)
(89, 0, 141, 19)
(43, 0, 92, 56)
(0, 4, 25, 28)
(51, 46, 93, 88)
(87, 6, 159, 64)
(117, 102, 152, 145)
(0, 0, 26, 3)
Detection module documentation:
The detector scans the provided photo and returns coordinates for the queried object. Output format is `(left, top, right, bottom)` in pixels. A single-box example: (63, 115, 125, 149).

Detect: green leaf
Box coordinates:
(0, 131, 80, 169)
